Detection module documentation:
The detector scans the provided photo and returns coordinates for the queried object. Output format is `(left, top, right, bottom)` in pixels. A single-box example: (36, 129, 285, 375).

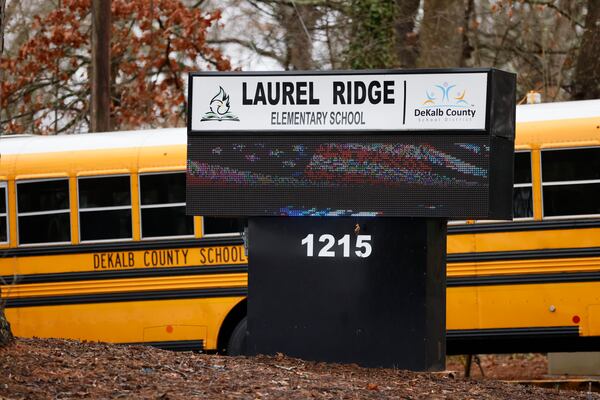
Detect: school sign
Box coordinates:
(189, 72, 488, 132)
(186, 69, 515, 219)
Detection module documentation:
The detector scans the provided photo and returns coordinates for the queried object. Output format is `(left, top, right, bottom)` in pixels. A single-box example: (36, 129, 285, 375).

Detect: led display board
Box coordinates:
(187, 69, 515, 219)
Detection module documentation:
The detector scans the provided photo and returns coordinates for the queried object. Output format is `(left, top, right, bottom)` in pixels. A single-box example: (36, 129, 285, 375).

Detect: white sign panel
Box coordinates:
(189, 72, 488, 132)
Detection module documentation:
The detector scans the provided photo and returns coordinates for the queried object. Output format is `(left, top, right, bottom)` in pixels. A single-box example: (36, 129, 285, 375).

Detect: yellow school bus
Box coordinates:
(447, 99, 600, 353)
(0, 130, 247, 352)
(1, 99, 600, 354)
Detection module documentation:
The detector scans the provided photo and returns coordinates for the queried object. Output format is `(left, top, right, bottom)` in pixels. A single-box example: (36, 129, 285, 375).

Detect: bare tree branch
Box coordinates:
(524, 0, 585, 29)
(208, 37, 286, 64)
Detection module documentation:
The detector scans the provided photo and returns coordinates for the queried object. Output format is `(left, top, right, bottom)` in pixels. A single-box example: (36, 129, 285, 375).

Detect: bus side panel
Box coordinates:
(447, 282, 600, 335)
(5, 297, 245, 350)
(0, 245, 248, 276)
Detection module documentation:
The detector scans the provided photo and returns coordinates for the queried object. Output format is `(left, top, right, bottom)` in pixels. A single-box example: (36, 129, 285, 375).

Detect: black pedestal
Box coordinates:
(247, 217, 446, 371)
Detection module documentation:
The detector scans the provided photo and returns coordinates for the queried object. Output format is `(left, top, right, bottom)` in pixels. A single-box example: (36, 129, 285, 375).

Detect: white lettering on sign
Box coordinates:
(189, 72, 488, 132)
(301, 234, 372, 258)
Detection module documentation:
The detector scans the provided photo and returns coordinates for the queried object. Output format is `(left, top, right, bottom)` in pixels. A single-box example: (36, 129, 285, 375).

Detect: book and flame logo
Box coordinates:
(201, 86, 240, 121)
(423, 82, 470, 107)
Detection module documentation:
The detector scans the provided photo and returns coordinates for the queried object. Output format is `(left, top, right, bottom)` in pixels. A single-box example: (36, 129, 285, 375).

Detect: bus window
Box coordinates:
(452, 150, 533, 225)
(513, 151, 533, 219)
(0, 183, 8, 243)
(17, 179, 70, 245)
(139, 172, 193, 239)
(203, 217, 246, 236)
(78, 176, 132, 241)
(542, 147, 600, 218)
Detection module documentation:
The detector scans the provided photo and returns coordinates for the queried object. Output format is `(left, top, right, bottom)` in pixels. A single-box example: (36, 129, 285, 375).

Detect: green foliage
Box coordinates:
(345, 0, 397, 69)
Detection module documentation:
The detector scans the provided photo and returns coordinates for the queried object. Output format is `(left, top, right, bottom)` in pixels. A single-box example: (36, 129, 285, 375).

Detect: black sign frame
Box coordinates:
(186, 68, 516, 219)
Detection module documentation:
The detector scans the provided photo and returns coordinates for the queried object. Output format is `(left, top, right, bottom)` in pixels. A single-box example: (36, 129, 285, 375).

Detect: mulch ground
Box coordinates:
(0, 338, 597, 399)
(446, 354, 549, 380)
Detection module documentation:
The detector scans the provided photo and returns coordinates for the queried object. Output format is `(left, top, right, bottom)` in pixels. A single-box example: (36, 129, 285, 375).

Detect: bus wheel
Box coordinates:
(227, 316, 247, 356)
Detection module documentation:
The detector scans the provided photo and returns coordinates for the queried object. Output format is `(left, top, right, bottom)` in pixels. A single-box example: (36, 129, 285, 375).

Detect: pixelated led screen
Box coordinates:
(187, 134, 490, 218)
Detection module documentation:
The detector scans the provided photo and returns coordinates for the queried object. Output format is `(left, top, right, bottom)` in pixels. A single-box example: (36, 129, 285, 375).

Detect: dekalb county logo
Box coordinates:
(416, 81, 476, 119)
(201, 86, 240, 122)
(423, 82, 470, 108)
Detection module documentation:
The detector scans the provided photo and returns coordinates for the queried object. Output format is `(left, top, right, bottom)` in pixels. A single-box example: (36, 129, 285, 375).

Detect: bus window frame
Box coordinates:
(449, 150, 534, 225)
(138, 171, 195, 241)
(15, 177, 71, 247)
(0, 182, 8, 245)
(541, 146, 600, 220)
(201, 217, 244, 238)
(77, 174, 134, 243)
(511, 150, 534, 221)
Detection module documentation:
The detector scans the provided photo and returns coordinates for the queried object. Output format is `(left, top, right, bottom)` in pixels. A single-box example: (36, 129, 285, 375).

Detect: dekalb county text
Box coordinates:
(93, 247, 247, 269)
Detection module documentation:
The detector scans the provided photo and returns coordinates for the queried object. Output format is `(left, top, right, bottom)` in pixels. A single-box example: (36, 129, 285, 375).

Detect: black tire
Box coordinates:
(227, 316, 247, 356)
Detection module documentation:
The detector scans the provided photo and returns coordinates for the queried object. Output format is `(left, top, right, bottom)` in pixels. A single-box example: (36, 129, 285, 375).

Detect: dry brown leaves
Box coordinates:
(1, 0, 230, 134)
(0, 338, 597, 400)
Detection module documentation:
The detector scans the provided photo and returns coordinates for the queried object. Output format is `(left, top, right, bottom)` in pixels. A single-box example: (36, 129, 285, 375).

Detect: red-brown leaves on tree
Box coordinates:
(0, 0, 230, 134)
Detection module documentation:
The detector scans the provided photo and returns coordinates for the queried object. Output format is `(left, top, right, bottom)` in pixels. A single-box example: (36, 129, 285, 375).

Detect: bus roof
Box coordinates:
(516, 99, 600, 123)
(515, 99, 600, 149)
(0, 127, 186, 155)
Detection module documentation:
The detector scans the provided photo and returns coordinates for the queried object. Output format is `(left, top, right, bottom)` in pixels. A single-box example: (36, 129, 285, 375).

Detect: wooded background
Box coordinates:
(0, 0, 598, 135)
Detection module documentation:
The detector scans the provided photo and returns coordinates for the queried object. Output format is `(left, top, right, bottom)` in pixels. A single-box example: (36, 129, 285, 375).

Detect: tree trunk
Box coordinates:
(0, 0, 7, 127)
(417, 0, 465, 68)
(276, 3, 319, 70)
(572, 0, 600, 100)
(346, 0, 397, 69)
(394, 0, 420, 68)
(91, 0, 111, 132)
(0, 0, 5, 55)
